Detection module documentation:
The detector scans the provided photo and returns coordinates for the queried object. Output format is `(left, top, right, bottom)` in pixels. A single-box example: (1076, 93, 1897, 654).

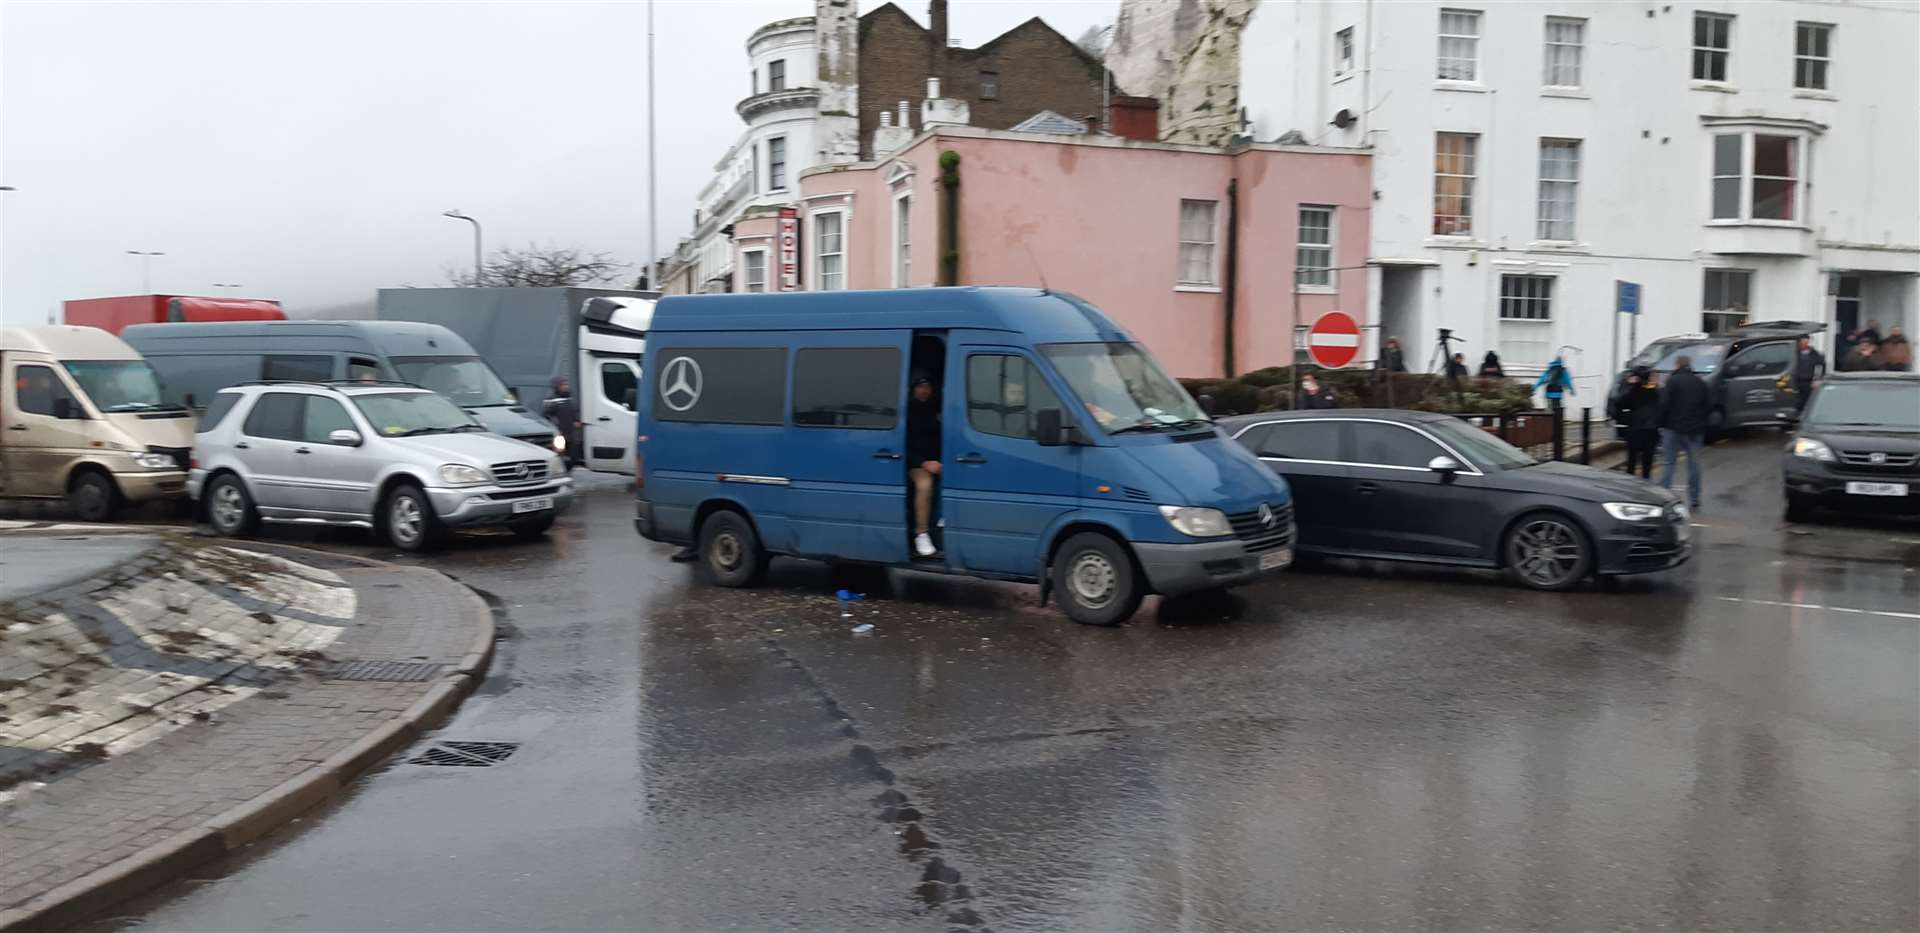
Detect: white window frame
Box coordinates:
(1433, 132, 1478, 237)
(1437, 9, 1481, 83)
(767, 135, 788, 192)
(809, 207, 849, 292)
(1542, 16, 1584, 88)
(1794, 22, 1832, 91)
(1707, 129, 1810, 226)
(1497, 274, 1556, 368)
(1334, 27, 1355, 77)
(1295, 205, 1335, 292)
(1692, 12, 1733, 84)
(1702, 267, 1753, 335)
(892, 191, 912, 288)
(767, 59, 786, 93)
(1536, 138, 1580, 242)
(741, 248, 768, 293)
(1175, 198, 1221, 291)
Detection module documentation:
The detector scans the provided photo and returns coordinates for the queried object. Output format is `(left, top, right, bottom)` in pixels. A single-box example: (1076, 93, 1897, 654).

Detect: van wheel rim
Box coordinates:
(211, 484, 243, 529)
(73, 482, 106, 517)
(1068, 552, 1117, 608)
(391, 496, 423, 543)
(710, 531, 742, 571)
(1511, 519, 1582, 586)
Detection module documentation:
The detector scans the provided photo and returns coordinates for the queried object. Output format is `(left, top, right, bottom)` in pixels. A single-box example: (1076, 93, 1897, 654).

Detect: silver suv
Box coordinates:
(190, 381, 573, 550)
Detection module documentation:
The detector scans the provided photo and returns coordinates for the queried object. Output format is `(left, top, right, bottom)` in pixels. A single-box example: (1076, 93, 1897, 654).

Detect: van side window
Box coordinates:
(148, 355, 260, 410)
(347, 359, 383, 383)
(14, 365, 77, 417)
(966, 354, 1062, 439)
(199, 391, 243, 432)
(262, 355, 333, 383)
(303, 396, 355, 442)
(242, 392, 306, 441)
(653, 347, 786, 425)
(793, 348, 900, 429)
(1728, 343, 1792, 377)
(600, 361, 638, 411)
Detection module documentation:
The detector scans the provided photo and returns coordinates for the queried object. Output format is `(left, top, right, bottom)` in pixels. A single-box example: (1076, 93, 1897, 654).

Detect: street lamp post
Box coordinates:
(126, 250, 166, 293)
(443, 210, 483, 286)
(212, 283, 244, 292)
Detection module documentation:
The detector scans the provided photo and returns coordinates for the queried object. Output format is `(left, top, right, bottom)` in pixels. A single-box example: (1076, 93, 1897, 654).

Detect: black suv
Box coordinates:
(1613, 320, 1826, 434)
(1782, 372, 1920, 522)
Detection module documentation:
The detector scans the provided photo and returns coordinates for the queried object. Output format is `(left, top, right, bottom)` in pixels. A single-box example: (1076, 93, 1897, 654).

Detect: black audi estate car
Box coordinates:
(1221, 409, 1690, 590)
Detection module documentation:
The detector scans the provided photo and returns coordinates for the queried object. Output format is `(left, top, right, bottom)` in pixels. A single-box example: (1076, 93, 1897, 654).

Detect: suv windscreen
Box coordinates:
(1626, 340, 1728, 374)
(351, 391, 484, 437)
(62, 360, 178, 412)
(1805, 382, 1920, 431)
(390, 356, 516, 408)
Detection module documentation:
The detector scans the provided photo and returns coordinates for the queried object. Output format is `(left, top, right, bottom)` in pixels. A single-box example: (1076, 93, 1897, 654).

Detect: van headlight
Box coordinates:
(130, 452, 177, 470)
(1159, 505, 1233, 538)
(1602, 502, 1664, 522)
(552, 433, 566, 452)
(439, 464, 490, 486)
(1791, 437, 1835, 462)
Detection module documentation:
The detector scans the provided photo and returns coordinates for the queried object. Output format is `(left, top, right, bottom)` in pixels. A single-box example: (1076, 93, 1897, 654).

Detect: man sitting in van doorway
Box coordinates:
(908, 375, 942, 557)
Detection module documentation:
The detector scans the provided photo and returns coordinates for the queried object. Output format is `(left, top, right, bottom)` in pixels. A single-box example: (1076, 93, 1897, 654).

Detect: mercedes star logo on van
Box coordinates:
(1258, 503, 1275, 528)
(660, 355, 704, 413)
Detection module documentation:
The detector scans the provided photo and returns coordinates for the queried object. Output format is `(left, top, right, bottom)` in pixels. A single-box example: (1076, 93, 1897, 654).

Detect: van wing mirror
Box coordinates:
(328, 429, 364, 447)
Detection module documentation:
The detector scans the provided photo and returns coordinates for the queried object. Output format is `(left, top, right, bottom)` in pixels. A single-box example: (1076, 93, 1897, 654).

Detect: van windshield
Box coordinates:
(351, 391, 486, 437)
(62, 360, 180, 412)
(1040, 342, 1207, 434)
(389, 356, 516, 407)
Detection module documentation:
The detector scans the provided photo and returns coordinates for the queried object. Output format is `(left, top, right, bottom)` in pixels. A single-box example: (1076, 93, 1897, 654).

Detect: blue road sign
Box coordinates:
(1616, 280, 1641, 315)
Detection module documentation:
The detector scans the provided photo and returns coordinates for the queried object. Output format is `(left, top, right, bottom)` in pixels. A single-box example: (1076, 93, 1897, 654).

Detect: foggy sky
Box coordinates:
(0, 0, 1111, 325)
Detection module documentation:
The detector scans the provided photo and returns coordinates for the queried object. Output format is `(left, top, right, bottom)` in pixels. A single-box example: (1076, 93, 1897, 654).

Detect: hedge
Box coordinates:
(1180, 366, 1533, 416)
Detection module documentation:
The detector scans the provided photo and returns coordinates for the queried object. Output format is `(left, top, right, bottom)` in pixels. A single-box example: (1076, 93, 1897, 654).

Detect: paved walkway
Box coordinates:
(0, 534, 158, 602)
(0, 535, 491, 931)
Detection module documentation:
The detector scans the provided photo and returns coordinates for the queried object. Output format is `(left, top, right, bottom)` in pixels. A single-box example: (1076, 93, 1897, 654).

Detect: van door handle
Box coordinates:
(955, 453, 987, 464)
(294, 446, 312, 455)
(873, 449, 902, 460)
(597, 416, 612, 422)
(234, 441, 250, 449)
(6, 424, 26, 431)
(1356, 482, 1379, 494)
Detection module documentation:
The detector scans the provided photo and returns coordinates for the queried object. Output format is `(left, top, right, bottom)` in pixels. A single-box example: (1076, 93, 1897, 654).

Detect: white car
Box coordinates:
(190, 381, 573, 550)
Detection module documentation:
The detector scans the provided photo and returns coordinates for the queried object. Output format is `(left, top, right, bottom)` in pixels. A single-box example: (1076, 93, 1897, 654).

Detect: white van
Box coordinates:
(0, 326, 194, 520)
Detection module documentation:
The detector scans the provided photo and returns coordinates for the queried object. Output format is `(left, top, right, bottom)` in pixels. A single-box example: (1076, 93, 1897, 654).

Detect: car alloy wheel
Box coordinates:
(211, 483, 246, 532)
(390, 494, 424, 546)
(1509, 518, 1585, 588)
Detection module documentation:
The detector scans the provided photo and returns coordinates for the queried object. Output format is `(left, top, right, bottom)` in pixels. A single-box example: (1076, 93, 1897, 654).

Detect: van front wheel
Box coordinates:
(67, 471, 120, 523)
(1052, 532, 1142, 627)
(699, 510, 766, 587)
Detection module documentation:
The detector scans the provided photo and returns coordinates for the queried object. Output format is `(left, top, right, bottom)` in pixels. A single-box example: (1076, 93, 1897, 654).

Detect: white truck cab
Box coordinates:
(576, 296, 650, 474)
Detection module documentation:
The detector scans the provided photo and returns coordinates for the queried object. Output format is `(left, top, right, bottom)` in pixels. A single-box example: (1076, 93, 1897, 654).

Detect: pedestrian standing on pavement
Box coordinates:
(1615, 366, 1661, 479)
(1790, 336, 1826, 417)
(1446, 353, 1471, 381)
(1478, 351, 1505, 378)
(1882, 326, 1913, 372)
(1657, 355, 1711, 511)
(542, 376, 583, 471)
(906, 376, 943, 558)
(1379, 337, 1408, 373)
(1842, 340, 1880, 372)
(1300, 373, 1338, 409)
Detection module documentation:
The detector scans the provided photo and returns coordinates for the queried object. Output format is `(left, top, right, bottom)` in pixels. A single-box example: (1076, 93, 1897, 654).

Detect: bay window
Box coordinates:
(1709, 130, 1807, 224)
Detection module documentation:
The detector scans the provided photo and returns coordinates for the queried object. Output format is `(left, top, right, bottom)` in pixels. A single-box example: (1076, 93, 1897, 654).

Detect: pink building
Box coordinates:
(731, 125, 1371, 378)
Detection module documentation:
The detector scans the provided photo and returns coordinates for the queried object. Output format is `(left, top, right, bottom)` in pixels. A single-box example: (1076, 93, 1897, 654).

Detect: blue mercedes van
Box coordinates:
(632, 287, 1295, 625)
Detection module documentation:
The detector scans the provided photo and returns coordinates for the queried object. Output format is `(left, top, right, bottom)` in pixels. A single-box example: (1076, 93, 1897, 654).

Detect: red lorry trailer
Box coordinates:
(63, 295, 285, 335)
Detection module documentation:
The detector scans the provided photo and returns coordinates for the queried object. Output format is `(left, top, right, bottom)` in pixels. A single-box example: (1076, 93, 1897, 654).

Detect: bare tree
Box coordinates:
(447, 244, 629, 288)
(1075, 23, 1111, 59)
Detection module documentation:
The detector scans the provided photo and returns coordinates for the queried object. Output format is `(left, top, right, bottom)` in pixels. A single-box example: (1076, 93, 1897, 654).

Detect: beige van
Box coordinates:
(0, 326, 194, 520)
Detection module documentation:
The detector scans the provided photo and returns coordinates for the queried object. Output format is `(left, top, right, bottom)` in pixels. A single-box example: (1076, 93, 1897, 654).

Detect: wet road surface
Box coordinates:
(95, 434, 1918, 931)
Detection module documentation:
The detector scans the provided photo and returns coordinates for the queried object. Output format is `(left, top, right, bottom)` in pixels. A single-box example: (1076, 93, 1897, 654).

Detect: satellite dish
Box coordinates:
(1331, 109, 1356, 129)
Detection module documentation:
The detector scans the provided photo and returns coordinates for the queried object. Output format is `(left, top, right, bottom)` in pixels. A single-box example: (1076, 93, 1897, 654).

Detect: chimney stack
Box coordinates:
(927, 77, 942, 100)
(930, 0, 949, 77)
(880, 112, 892, 128)
(898, 99, 911, 129)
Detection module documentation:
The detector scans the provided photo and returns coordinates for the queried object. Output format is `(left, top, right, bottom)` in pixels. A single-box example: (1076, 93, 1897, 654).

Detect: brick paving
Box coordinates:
(0, 540, 483, 918)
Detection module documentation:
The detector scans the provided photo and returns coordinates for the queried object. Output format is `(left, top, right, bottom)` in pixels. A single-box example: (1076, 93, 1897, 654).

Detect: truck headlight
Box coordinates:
(1602, 502, 1664, 522)
(439, 463, 490, 486)
(1159, 505, 1233, 538)
(553, 433, 566, 452)
(131, 452, 177, 470)
(1791, 437, 1835, 462)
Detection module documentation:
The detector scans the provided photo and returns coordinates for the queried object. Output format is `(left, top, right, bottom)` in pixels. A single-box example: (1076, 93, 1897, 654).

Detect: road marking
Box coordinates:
(1717, 595, 1920, 621)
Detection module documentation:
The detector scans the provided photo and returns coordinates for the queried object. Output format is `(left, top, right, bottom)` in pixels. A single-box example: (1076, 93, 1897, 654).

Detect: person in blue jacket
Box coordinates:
(1533, 356, 1576, 408)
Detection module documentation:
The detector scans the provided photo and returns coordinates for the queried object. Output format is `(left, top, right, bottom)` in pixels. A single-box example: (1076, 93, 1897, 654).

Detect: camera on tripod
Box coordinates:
(1437, 328, 1454, 341)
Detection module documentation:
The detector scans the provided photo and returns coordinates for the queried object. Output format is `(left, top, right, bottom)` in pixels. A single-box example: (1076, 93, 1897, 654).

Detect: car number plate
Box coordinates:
(1845, 482, 1908, 497)
(512, 497, 554, 514)
(1259, 547, 1293, 571)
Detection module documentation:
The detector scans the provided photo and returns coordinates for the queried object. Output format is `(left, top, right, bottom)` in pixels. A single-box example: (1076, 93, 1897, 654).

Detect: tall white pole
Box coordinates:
(646, 0, 658, 291)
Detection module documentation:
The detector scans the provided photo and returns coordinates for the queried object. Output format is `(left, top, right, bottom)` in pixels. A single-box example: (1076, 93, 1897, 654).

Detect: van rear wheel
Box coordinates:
(1052, 532, 1142, 627)
(67, 471, 120, 523)
(699, 510, 766, 587)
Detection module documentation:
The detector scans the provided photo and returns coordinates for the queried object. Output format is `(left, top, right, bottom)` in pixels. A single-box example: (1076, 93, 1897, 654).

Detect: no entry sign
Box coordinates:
(1306, 311, 1361, 369)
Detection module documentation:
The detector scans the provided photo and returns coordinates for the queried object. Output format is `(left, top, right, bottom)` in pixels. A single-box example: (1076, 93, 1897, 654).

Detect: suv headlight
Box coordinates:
(439, 463, 490, 486)
(1159, 505, 1233, 538)
(131, 452, 177, 470)
(1603, 502, 1664, 522)
(1791, 437, 1835, 462)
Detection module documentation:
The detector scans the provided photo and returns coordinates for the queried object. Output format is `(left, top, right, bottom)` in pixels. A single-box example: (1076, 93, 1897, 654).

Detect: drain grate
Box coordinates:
(409, 741, 520, 767)
(327, 660, 446, 682)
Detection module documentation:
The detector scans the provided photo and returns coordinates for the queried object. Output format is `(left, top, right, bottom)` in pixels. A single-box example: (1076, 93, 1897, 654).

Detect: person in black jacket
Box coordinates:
(1446, 353, 1471, 381)
(1300, 374, 1337, 409)
(542, 376, 582, 471)
(1378, 337, 1408, 373)
(1790, 336, 1826, 416)
(1657, 355, 1711, 510)
(1478, 351, 1505, 378)
(1614, 366, 1661, 479)
(906, 376, 942, 557)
